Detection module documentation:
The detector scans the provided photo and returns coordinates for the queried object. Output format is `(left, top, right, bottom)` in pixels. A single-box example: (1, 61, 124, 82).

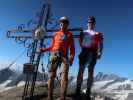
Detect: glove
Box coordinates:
(39, 48, 49, 52)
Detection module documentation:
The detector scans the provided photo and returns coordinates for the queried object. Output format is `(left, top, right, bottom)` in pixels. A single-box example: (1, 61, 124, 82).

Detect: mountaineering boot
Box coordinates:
(85, 88, 91, 100)
(74, 87, 82, 100)
(47, 91, 53, 100)
(47, 97, 53, 100)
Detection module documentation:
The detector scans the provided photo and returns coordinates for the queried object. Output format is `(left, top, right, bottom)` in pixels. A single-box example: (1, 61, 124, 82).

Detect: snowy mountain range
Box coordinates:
(0, 68, 133, 100)
(92, 72, 133, 100)
(0, 67, 48, 92)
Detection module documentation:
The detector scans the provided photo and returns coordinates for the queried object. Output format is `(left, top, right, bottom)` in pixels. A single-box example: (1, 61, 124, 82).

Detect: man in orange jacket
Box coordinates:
(75, 16, 103, 99)
(40, 16, 75, 100)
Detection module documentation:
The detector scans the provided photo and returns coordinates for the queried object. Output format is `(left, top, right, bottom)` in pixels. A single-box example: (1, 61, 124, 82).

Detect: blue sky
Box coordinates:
(0, 0, 133, 78)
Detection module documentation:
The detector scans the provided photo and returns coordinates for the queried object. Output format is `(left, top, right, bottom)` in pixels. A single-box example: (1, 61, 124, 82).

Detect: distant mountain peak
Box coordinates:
(0, 67, 15, 84)
(94, 72, 127, 81)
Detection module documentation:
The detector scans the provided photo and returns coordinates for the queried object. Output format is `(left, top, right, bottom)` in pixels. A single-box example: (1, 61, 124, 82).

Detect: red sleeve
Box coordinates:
(95, 32, 103, 43)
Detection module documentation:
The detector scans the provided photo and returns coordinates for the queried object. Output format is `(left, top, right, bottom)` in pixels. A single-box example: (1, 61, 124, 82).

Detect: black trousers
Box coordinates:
(77, 48, 97, 93)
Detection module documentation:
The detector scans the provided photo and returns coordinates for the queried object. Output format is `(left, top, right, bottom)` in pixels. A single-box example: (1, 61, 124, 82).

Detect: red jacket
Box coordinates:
(40, 30, 75, 58)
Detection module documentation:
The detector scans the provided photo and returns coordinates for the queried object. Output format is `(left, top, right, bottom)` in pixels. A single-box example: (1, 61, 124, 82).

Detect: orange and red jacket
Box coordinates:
(40, 30, 75, 58)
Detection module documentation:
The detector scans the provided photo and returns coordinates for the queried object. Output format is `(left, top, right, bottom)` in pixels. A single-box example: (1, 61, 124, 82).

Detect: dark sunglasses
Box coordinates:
(88, 21, 95, 23)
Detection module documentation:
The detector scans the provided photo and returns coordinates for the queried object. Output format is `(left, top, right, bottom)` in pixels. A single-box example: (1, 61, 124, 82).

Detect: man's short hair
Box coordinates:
(88, 16, 96, 23)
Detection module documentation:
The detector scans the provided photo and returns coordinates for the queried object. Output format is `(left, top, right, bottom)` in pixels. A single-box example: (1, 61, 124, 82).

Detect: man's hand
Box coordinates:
(69, 56, 74, 66)
(97, 52, 102, 59)
(36, 48, 41, 53)
(39, 48, 45, 52)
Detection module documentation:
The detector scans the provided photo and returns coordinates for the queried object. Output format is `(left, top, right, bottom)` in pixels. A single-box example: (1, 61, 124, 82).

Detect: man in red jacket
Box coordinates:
(75, 16, 103, 99)
(40, 16, 75, 100)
